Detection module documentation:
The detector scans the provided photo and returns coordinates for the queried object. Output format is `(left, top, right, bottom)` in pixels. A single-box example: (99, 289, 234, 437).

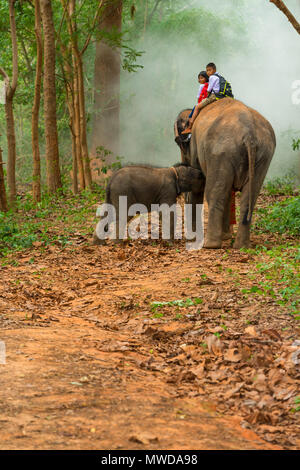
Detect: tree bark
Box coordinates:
(62, 0, 85, 190)
(0, 0, 18, 207)
(62, 0, 94, 189)
(72, 53, 85, 190)
(40, 0, 62, 193)
(32, 0, 42, 202)
(60, 54, 79, 194)
(0, 147, 8, 212)
(91, 0, 123, 159)
(4, 97, 16, 206)
(77, 54, 92, 188)
(269, 0, 300, 34)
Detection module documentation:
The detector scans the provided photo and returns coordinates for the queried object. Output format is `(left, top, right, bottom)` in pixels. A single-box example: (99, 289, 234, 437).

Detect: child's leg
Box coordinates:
(189, 104, 200, 125)
(182, 105, 200, 134)
(183, 95, 217, 134)
(188, 107, 195, 119)
(197, 94, 217, 112)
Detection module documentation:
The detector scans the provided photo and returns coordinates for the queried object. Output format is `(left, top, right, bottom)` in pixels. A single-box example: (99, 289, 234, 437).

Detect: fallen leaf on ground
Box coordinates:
(224, 348, 242, 363)
(129, 432, 159, 445)
(245, 326, 258, 337)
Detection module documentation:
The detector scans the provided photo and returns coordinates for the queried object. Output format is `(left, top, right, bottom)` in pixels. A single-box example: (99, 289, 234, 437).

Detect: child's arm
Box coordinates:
(207, 75, 219, 95)
(197, 84, 204, 102)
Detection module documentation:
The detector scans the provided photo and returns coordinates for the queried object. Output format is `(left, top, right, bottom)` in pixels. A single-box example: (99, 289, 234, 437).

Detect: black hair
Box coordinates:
(198, 71, 209, 82)
(206, 62, 217, 70)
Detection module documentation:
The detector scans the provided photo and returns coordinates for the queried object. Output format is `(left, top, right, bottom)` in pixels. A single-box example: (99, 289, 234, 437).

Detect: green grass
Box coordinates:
(263, 174, 298, 196)
(0, 185, 105, 259)
(241, 245, 300, 318)
(254, 196, 300, 236)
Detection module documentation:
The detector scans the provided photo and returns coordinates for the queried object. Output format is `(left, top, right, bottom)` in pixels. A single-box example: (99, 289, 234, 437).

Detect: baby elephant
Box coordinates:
(93, 163, 204, 244)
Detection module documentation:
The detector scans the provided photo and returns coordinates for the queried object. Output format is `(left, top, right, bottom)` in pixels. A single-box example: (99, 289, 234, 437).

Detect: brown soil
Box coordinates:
(0, 202, 299, 450)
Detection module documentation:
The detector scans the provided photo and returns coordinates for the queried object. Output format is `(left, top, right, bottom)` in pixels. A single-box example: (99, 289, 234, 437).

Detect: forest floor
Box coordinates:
(0, 189, 299, 450)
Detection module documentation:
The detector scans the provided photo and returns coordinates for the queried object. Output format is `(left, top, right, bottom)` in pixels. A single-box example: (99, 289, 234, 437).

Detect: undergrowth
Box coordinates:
(0, 185, 105, 259)
(254, 196, 300, 236)
(241, 245, 300, 320)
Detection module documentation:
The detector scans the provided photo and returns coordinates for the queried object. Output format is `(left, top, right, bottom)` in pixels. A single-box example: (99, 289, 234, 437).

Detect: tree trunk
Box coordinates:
(72, 55, 85, 190)
(32, 0, 42, 202)
(4, 96, 17, 206)
(77, 56, 92, 188)
(63, 63, 79, 194)
(0, 147, 8, 212)
(0, 0, 18, 207)
(62, 0, 92, 190)
(40, 0, 62, 193)
(70, 118, 78, 194)
(59, 39, 79, 194)
(91, 0, 123, 159)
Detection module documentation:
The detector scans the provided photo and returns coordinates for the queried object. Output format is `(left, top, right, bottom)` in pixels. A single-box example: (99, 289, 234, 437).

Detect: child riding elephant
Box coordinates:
(182, 62, 234, 134)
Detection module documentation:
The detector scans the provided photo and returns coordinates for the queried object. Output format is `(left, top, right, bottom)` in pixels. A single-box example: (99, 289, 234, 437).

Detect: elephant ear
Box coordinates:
(177, 117, 188, 134)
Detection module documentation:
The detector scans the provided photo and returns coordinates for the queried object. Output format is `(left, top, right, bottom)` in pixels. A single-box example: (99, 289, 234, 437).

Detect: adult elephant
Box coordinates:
(174, 98, 276, 249)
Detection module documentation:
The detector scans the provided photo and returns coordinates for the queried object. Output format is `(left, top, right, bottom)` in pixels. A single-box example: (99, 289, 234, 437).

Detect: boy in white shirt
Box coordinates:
(182, 63, 233, 134)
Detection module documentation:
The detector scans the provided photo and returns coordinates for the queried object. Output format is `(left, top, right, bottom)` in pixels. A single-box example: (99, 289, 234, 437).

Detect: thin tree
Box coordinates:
(59, 44, 80, 194)
(61, 0, 104, 189)
(32, 0, 43, 202)
(0, 0, 18, 207)
(40, 0, 62, 193)
(60, 39, 85, 191)
(0, 146, 8, 212)
(269, 0, 300, 34)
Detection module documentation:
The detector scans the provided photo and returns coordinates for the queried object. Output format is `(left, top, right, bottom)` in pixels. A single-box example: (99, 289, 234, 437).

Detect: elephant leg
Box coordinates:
(111, 219, 122, 244)
(188, 191, 204, 235)
(92, 230, 106, 245)
(158, 212, 162, 239)
(184, 192, 191, 205)
(92, 215, 111, 245)
(234, 156, 271, 249)
(204, 173, 233, 249)
(111, 202, 126, 243)
(222, 193, 232, 240)
(233, 182, 252, 249)
(169, 210, 176, 241)
(160, 202, 177, 241)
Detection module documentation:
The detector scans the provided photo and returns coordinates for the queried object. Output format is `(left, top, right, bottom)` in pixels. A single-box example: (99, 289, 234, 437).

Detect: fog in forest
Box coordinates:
(120, 0, 300, 179)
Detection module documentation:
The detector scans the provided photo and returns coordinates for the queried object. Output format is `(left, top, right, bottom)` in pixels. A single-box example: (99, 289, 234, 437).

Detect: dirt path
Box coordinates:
(0, 226, 299, 449)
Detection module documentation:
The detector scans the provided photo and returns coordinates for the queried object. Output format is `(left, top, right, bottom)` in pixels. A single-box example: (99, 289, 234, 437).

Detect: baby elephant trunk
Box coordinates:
(176, 165, 204, 193)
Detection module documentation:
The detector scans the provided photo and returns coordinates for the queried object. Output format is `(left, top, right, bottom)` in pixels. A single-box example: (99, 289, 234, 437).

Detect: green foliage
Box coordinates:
(122, 45, 144, 73)
(264, 174, 298, 196)
(291, 396, 300, 413)
(96, 146, 124, 175)
(254, 196, 300, 236)
(292, 138, 300, 151)
(0, 184, 105, 259)
(241, 244, 300, 317)
(0, 217, 38, 253)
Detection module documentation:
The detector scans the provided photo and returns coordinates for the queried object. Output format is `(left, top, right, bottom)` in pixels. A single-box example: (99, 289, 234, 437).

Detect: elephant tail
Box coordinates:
(245, 137, 256, 223)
